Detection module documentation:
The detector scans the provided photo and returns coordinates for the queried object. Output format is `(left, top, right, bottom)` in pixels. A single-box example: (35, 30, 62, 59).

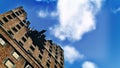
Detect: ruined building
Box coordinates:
(0, 6, 64, 68)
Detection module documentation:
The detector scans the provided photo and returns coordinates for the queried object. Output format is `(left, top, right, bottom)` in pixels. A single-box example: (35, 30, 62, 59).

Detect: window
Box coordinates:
(7, 15, 13, 19)
(0, 38, 6, 46)
(21, 9, 25, 13)
(47, 60, 51, 63)
(46, 62, 50, 68)
(12, 27, 18, 32)
(19, 41, 23, 46)
(0, 20, 4, 25)
(23, 20, 26, 23)
(49, 49, 52, 52)
(8, 30, 14, 35)
(50, 46, 52, 49)
(18, 10, 22, 14)
(48, 53, 51, 57)
(55, 56, 58, 59)
(12, 51, 20, 60)
(55, 48, 57, 51)
(25, 33, 29, 38)
(39, 54, 42, 60)
(55, 60, 57, 64)
(61, 53, 63, 56)
(2, 17, 8, 22)
(30, 45, 35, 51)
(54, 65, 57, 68)
(4, 59, 15, 68)
(0, 35, 7, 46)
(11, 13, 16, 18)
(55, 52, 58, 55)
(27, 50, 32, 54)
(21, 37, 26, 42)
(40, 50, 43, 54)
(60, 66, 63, 68)
(16, 24, 21, 29)
(25, 64, 32, 68)
(24, 62, 33, 68)
(60, 62, 63, 65)
(15, 12, 19, 16)
(60, 57, 63, 60)
(20, 22, 24, 26)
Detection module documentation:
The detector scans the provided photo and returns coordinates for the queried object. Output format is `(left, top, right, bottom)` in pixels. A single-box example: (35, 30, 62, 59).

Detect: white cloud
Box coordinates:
(38, 10, 48, 18)
(113, 8, 120, 13)
(38, 10, 58, 18)
(63, 45, 84, 64)
(35, 0, 56, 2)
(35, 0, 42, 2)
(50, 11, 58, 17)
(82, 61, 98, 68)
(50, 0, 104, 41)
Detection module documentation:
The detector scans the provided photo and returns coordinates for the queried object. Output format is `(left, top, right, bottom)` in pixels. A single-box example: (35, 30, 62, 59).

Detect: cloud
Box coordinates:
(38, 10, 48, 18)
(50, 0, 104, 41)
(63, 45, 84, 64)
(35, 0, 42, 2)
(82, 61, 98, 68)
(50, 11, 58, 17)
(113, 8, 120, 13)
(35, 0, 56, 2)
(38, 10, 58, 18)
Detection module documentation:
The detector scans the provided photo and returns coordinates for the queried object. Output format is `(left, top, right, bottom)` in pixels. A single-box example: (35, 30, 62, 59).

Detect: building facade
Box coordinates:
(0, 6, 64, 68)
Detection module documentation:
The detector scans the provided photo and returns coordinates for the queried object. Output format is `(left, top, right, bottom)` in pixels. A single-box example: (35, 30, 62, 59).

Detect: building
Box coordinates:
(0, 6, 64, 68)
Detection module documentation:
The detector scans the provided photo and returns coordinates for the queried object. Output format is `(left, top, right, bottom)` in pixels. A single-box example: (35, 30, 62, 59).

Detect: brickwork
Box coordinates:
(0, 6, 64, 68)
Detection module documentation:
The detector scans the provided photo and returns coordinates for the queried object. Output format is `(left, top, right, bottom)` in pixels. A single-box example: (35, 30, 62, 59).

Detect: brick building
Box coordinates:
(0, 6, 64, 68)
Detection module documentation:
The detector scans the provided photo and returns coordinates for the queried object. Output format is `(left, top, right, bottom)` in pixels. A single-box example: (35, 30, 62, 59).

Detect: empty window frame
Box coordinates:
(25, 33, 29, 38)
(4, 59, 15, 68)
(8, 30, 14, 35)
(49, 49, 52, 53)
(12, 27, 18, 32)
(48, 53, 51, 57)
(11, 13, 17, 18)
(0, 20, 4, 25)
(20, 22, 24, 26)
(46, 62, 50, 68)
(7, 15, 13, 19)
(30, 45, 35, 51)
(54, 65, 57, 68)
(15, 12, 19, 16)
(50, 46, 52, 49)
(40, 50, 43, 54)
(19, 41, 23, 46)
(25, 64, 32, 68)
(23, 20, 26, 23)
(47, 60, 51, 63)
(27, 50, 32, 54)
(21, 37, 26, 42)
(55, 51, 58, 55)
(24, 61, 33, 68)
(60, 66, 63, 68)
(18, 10, 22, 14)
(55, 60, 57, 64)
(2, 17, 8, 22)
(16, 24, 21, 29)
(60, 62, 63, 65)
(21, 9, 25, 13)
(39, 54, 42, 60)
(55, 56, 58, 59)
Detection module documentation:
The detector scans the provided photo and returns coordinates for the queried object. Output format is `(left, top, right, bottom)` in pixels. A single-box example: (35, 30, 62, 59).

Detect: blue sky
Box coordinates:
(0, 0, 120, 68)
